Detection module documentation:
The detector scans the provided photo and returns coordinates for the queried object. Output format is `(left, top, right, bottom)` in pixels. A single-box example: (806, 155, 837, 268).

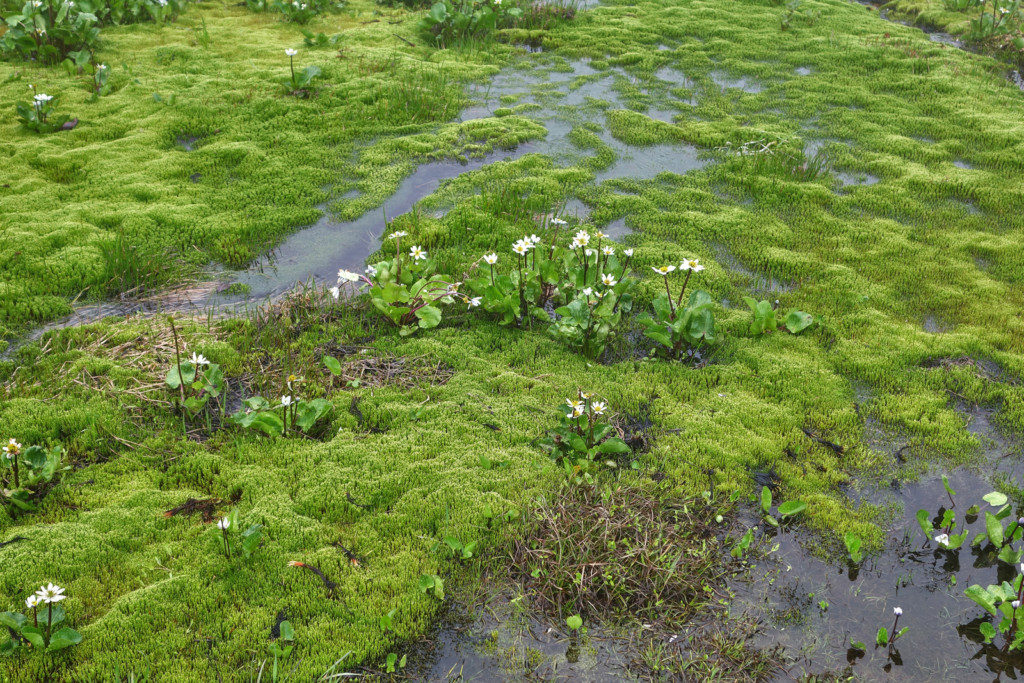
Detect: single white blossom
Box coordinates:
(329, 286, 340, 300)
(36, 584, 66, 604)
(526, 234, 541, 245)
(566, 398, 583, 412)
(280, 395, 293, 407)
(934, 533, 950, 547)
(337, 269, 360, 282)
(1014, 600, 1021, 609)
(218, 517, 231, 530)
(550, 217, 567, 226)
(468, 296, 482, 308)
(3, 438, 22, 459)
(365, 265, 377, 278)
(623, 248, 634, 257)
(652, 265, 676, 275)
(190, 352, 210, 367)
(512, 240, 529, 256)
(602, 246, 615, 256)
(409, 245, 426, 261)
(601, 274, 617, 287)
(893, 606, 902, 616)
(25, 595, 39, 609)
(285, 48, 298, 56)
(581, 287, 593, 296)
(591, 401, 607, 415)
(573, 230, 591, 246)
(33, 93, 53, 103)
(388, 230, 408, 240)
(483, 252, 498, 265)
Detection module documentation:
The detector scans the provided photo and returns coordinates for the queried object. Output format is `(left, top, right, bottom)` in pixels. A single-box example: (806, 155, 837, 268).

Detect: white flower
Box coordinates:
(97, 63, 107, 70)
(602, 246, 615, 256)
(218, 517, 231, 530)
(551, 217, 567, 226)
(468, 296, 481, 308)
(25, 595, 39, 609)
(36, 584, 66, 604)
(483, 253, 497, 265)
(512, 240, 529, 256)
(652, 265, 676, 275)
(594, 230, 608, 240)
(893, 606, 902, 616)
(1014, 600, 1021, 609)
(365, 265, 377, 278)
(527, 234, 541, 245)
(573, 230, 591, 246)
(329, 286, 340, 300)
(624, 248, 634, 257)
(388, 230, 408, 240)
(285, 48, 298, 56)
(156, 0, 167, 6)
(3, 438, 21, 459)
(1019, 562, 1024, 574)
(591, 401, 607, 415)
(190, 352, 210, 367)
(581, 287, 593, 296)
(571, 237, 585, 248)
(572, 406, 584, 417)
(934, 533, 949, 547)
(494, 0, 502, 4)
(337, 269, 360, 282)
(33, 93, 53, 103)
(280, 396, 293, 407)
(601, 274, 617, 287)
(681, 258, 705, 272)
(566, 398, 583, 412)
(409, 245, 426, 261)
(585, 248, 595, 257)
(579, 391, 593, 399)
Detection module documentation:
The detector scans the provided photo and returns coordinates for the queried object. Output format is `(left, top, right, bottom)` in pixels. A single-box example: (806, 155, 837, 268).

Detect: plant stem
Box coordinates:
(675, 270, 693, 311)
(169, 317, 186, 407)
(289, 55, 295, 86)
(12, 455, 19, 489)
(664, 275, 676, 320)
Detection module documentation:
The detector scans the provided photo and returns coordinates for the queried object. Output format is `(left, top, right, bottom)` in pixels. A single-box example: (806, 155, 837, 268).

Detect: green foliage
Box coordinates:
(1, 0, 186, 63)
(421, 0, 521, 46)
(1, 586, 82, 656)
(638, 275, 717, 362)
(165, 353, 227, 429)
(1, 441, 65, 513)
(229, 395, 332, 437)
(537, 392, 631, 483)
(417, 574, 445, 600)
(844, 532, 863, 563)
(566, 614, 583, 631)
(15, 92, 71, 133)
(743, 297, 815, 336)
(267, 620, 296, 682)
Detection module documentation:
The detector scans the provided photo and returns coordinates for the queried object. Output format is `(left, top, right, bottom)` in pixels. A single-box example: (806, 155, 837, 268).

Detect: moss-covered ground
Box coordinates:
(3, 0, 1024, 676)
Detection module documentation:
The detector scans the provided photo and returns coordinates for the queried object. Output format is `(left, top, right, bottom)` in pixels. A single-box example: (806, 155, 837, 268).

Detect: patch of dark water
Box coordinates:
(214, 147, 530, 303)
(923, 314, 953, 333)
(731, 394, 1024, 679)
(406, 591, 635, 681)
(175, 135, 203, 151)
(952, 159, 974, 170)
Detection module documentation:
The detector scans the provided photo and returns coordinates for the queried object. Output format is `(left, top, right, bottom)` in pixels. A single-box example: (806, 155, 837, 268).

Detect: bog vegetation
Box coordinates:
(2, 0, 1024, 677)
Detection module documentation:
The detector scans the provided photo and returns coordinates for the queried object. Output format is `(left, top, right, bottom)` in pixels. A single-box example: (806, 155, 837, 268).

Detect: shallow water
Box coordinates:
(211, 59, 712, 303)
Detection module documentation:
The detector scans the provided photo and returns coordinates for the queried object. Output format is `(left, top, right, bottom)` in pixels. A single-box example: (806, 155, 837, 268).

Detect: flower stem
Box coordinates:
(664, 275, 676, 320)
(675, 270, 693, 311)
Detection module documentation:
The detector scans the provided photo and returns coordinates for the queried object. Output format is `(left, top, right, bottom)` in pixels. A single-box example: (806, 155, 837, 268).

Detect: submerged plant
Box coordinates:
(744, 297, 815, 336)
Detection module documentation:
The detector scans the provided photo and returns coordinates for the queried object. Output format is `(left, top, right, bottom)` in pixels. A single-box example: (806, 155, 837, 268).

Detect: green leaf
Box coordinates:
(986, 512, 1004, 547)
(415, 304, 442, 329)
(251, 411, 285, 437)
(942, 474, 956, 498)
(596, 437, 630, 454)
(979, 621, 997, 642)
(0, 612, 26, 632)
(280, 620, 295, 642)
(875, 626, 888, 646)
(165, 362, 196, 389)
(983, 491, 1009, 508)
(916, 509, 932, 537)
(760, 486, 772, 514)
(323, 355, 343, 375)
(965, 585, 999, 616)
(566, 614, 583, 631)
(777, 500, 807, 517)
(20, 626, 44, 649)
(46, 627, 82, 652)
(784, 310, 814, 334)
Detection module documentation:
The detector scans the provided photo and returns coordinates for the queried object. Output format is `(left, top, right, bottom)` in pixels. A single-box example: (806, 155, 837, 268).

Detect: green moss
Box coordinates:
(3, 0, 1024, 676)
